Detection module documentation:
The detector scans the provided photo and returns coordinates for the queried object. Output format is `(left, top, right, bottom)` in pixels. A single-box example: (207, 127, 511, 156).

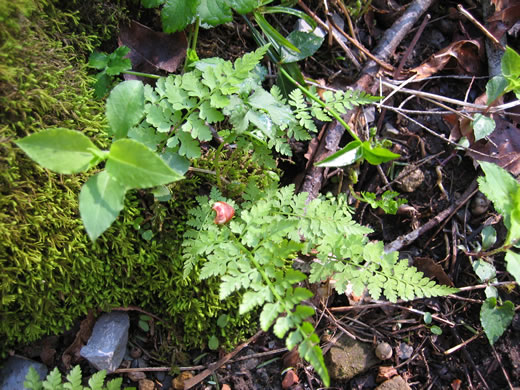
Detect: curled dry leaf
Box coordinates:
(212, 201, 235, 225)
(487, 4, 520, 40)
(377, 366, 398, 383)
(282, 369, 299, 389)
(118, 20, 187, 79)
(410, 40, 482, 80)
(62, 310, 96, 369)
(414, 257, 454, 287)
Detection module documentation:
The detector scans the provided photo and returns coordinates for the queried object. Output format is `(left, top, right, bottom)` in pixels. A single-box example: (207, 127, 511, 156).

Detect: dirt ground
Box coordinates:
(16, 0, 520, 389)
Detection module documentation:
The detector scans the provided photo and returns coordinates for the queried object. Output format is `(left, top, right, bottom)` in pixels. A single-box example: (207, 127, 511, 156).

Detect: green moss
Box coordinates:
(0, 0, 254, 354)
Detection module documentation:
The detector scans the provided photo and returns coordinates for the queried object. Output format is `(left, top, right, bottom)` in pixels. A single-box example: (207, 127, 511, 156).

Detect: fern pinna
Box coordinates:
(182, 184, 457, 386)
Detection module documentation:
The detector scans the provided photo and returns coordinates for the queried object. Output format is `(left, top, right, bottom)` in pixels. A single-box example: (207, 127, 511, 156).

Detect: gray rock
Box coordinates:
(375, 375, 411, 390)
(80, 311, 130, 373)
(325, 336, 379, 381)
(0, 356, 48, 390)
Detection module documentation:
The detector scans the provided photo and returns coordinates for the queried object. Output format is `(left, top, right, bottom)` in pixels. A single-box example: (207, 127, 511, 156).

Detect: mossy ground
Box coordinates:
(0, 0, 255, 356)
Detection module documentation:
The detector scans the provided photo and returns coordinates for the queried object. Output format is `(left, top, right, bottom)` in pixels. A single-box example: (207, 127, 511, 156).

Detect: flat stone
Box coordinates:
(80, 311, 129, 373)
(0, 356, 48, 390)
(325, 336, 379, 381)
(375, 375, 411, 390)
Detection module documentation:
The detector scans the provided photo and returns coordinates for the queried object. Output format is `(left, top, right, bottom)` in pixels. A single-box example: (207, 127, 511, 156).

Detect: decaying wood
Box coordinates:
(299, 0, 435, 200)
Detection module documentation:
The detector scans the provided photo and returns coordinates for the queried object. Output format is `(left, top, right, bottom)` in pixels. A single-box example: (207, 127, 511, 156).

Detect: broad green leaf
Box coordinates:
(161, 149, 190, 175)
(152, 185, 172, 201)
(472, 259, 496, 282)
(15, 128, 102, 174)
(361, 142, 400, 165)
(197, 0, 233, 26)
(229, 0, 258, 14)
(480, 297, 514, 344)
(217, 314, 229, 327)
(486, 75, 508, 104)
(93, 71, 112, 98)
(472, 114, 496, 141)
(106, 139, 184, 188)
(79, 171, 127, 241)
(248, 88, 294, 126)
(142, 0, 165, 7)
(478, 162, 518, 216)
(106, 80, 145, 139)
(280, 30, 324, 63)
(502, 46, 520, 80)
(315, 140, 362, 167)
(161, 0, 199, 33)
(478, 162, 520, 243)
(481, 225, 497, 250)
(505, 250, 520, 283)
(88, 51, 108, 69)
(106, 46, 132, 75)
(430, 325, 442, 335)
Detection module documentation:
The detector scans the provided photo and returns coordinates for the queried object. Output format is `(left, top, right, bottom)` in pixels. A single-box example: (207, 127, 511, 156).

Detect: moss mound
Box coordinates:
(0, 0, 253, 354)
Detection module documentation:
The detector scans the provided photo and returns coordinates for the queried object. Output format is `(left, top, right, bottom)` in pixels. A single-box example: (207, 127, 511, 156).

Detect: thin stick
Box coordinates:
(394, 14, 430, 78)
(444, 331, 482, 355)
(384, 180, 478, 253)
(457, 4, 505, 50)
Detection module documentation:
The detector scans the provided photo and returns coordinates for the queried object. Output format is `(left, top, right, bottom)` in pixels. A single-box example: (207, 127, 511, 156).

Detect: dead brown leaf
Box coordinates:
(487, 4, 520, 40)
(414, 257, 454, 287)
(376, 366, 398, 383)
(118, 20, 187, 80)
(410, 40, 483, 80)
(61, 310, 96, 369)
(467, 116, 520, 176)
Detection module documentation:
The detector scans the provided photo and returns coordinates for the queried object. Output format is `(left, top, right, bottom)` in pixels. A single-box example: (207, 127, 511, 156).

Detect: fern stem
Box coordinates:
(279, 67, 361, 142)
(122, 70, 160, 79)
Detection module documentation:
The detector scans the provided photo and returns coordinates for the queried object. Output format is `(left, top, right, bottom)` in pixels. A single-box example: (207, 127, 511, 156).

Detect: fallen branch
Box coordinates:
(299, 0, 435, 199)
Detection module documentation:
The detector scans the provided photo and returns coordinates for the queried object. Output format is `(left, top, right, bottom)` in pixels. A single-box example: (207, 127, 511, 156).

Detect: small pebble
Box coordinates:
(398, 343, 413, 360)
(471, 192, 490, 216)
(375, 342, 393, 360)
(396, 166, 424, 193)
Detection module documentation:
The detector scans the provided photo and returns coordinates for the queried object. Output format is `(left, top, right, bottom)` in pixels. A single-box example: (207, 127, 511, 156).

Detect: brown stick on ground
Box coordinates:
(299, 0, 435, 200)
(184, 330, 263, 389)
(384, 180, 478, 253)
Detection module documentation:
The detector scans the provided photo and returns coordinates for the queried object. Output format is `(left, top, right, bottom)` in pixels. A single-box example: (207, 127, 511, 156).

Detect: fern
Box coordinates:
(25, 366, 121, 390)
(24, 367, 44, 390)
(182, 184, 457, 386)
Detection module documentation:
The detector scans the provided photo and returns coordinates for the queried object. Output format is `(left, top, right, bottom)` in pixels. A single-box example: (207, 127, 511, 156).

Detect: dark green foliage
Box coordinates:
(0, 0, 252, 354)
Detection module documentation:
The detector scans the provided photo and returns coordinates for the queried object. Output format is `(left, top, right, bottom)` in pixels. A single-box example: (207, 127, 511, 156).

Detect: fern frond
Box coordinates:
(64, 365, 82, 390)
(42, 367, 63, 390)
(24, 367, 44, 390)
(87, 370, 106, 390)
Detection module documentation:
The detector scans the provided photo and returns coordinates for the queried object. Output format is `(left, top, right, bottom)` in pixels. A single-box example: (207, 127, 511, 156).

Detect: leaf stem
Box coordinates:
(122, 70, 160, 79)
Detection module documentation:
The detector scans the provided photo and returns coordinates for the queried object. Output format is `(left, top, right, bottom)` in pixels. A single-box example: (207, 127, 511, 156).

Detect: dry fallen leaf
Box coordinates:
(62, 310, 96, 369)
(410, 40, 482, 80)
(376, 366, 398, 383)
(487, 4, 520, 40)
(118, 20, 187, 80)
(282, 369, 300, 389)
(414, 257, 454, 287)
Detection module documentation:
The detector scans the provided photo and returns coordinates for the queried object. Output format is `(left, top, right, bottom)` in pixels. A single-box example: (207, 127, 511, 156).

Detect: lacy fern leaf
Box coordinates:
(183, 185, 457, 387)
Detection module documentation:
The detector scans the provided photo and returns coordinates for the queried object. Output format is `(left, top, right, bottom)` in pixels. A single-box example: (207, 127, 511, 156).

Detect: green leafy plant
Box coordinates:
(87, 46, 161, 98)
(423, 312, 442, 335)
(16, 45, 381, 241)
(24, 366, 124, 390)
(468, 46, 520, 141)
(353, 190, 407, 214)
(182, 184, 458, 386)
(468, 161, 520, 344)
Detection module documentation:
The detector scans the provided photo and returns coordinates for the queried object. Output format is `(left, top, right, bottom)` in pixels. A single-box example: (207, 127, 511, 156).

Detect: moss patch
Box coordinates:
(0, 0, 254, 354)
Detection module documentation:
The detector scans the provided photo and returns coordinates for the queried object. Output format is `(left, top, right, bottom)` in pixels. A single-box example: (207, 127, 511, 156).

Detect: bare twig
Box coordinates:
(183, 330, 263, 389)
(384, 180, 478, 253)
(457, 4, 505, 50)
